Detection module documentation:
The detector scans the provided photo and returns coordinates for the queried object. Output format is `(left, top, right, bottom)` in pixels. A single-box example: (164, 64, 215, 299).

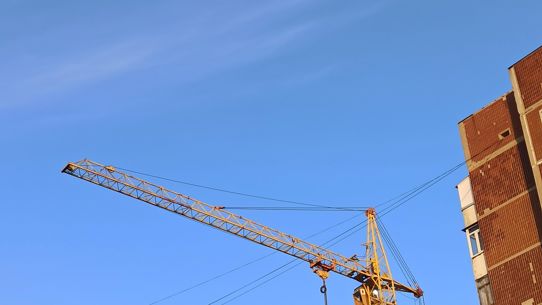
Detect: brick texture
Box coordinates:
(513, 46, 542, 109)
(462, 87, 542, 305)
(462, 92, 522, 163)
(469, 145, 535, 213)
(478, 191, 540, 267)
(488, 246, 542, 305)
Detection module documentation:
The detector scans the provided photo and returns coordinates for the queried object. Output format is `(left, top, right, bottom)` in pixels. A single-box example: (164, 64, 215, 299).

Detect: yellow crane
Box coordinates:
(62, 159, 423, 305)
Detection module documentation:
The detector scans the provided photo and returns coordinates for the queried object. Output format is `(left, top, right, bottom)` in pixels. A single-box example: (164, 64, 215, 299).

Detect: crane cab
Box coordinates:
(352, 286, 370, 305)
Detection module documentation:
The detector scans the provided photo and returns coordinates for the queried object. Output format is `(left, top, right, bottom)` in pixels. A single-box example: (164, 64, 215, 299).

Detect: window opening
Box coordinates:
(467, 224, 483, 257)
(498, 129, 511, 140)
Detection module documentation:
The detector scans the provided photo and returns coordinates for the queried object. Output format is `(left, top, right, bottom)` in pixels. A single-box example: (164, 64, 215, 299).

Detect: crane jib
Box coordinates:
(61, 159, 421, 299)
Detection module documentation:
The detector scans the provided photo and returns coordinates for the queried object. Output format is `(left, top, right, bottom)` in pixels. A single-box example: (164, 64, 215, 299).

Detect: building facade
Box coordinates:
(457, 46, 542, 305)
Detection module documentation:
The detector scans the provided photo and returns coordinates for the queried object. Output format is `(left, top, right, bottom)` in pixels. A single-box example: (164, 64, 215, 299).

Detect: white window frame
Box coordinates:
(467, 224, 483, 258)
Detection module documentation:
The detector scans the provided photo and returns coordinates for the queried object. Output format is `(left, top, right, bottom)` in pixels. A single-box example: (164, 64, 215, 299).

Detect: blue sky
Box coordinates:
(1, 1, 541, 305)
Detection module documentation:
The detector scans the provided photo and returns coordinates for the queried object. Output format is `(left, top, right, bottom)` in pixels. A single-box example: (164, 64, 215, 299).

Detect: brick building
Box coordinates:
(457, 46, 542, 305)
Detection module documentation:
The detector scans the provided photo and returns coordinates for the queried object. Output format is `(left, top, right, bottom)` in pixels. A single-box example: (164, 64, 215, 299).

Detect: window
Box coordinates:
(498, 128, 511, 140)
(467, 224, 483, 257)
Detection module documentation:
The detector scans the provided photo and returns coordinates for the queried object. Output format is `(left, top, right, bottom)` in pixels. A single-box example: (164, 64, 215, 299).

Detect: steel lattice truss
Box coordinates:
(62, 159, 418, 296)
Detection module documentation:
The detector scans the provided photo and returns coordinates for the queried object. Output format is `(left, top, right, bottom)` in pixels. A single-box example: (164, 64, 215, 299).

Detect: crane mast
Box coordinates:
(62, 159, 422, 305)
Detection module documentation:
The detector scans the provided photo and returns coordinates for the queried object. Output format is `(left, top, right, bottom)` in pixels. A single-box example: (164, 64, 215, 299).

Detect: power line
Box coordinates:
(321, 162, 466, 249)
(206, 220, 368, 305)
(146, 213, 362, 305)
(211, 198, 422, 305)
(211, 215, 372, 305)
(218, 261, 303, 305)
(118, 129, 505, 305)
(322, 162, 465, 249)
(185, 159, 465, 304)
(147, 252, 276, 305)
(220, 159, 469, 304)
(206, 259, 299, 305)
(209, 211, 386, 305)
(140, 137, 503, 304)
(144, 160, 462, 305)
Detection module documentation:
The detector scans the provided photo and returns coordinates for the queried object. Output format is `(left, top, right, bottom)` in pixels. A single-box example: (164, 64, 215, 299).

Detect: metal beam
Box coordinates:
(62, 159, 419, 296)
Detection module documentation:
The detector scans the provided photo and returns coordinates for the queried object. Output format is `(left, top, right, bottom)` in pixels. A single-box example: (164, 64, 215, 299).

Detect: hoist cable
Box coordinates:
(320, 279, 329, 305)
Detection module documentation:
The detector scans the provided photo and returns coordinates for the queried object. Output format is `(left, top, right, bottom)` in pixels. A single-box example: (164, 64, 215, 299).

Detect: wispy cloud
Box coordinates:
(0, 39, 156, 109)
(28, 41, 153, 91)
(155, 20, 318, 82)
(0, 0, 385, 109)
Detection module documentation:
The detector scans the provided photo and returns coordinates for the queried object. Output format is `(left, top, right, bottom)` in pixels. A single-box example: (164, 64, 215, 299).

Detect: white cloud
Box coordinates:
(0, 0, 385, 109)
(29, 41, 154, 91)
(0, 39, 155, 109)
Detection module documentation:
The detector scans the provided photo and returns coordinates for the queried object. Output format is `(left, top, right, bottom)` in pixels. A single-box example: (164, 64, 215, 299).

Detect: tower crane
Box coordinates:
(62, 159, 423, 305)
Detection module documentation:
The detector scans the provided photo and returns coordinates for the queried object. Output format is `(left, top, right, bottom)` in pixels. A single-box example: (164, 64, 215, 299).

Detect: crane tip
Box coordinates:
(61, 163, 76, 173)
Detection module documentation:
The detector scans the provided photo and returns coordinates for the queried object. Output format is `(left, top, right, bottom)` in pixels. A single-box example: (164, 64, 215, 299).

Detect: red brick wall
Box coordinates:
(513, 46, 542, 109)
(478, 192, 540, 267)
(462, 92, 522, 163)
(462, 91, 542, 305)
(469, 145, 535, 213)
(488, 246, 542, 305)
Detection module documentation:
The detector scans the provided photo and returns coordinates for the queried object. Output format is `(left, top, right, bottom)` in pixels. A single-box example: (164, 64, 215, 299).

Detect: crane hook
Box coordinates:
(320, 284, 327, 294)
(320, 279, 328, 305)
